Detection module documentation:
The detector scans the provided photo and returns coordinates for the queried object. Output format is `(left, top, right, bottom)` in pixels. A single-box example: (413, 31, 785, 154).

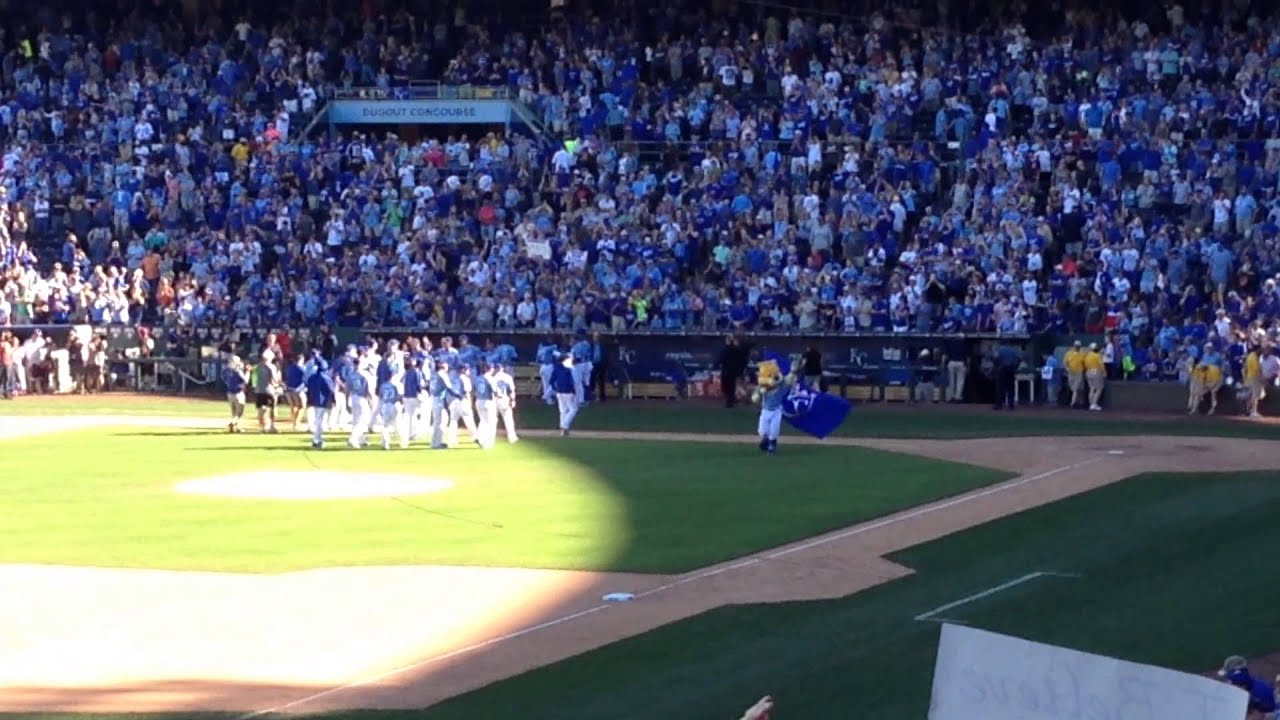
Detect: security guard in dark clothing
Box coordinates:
(994, 344, 1021, 411)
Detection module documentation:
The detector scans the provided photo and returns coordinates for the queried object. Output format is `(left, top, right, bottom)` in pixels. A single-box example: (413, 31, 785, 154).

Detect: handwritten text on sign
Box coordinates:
(929, 624, 1246, 720)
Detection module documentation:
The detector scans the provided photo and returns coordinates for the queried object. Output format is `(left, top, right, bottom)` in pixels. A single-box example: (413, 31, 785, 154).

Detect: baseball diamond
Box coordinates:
(9, 0, 1280, 716)
(3, 394, 1280, 720)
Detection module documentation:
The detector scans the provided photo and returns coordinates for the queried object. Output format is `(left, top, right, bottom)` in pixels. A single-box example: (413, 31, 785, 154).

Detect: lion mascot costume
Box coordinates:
(751, 353, 798, 453)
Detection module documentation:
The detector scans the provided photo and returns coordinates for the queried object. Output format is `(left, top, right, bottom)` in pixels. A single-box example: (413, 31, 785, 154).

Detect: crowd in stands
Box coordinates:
(1, 0, 1280, 383)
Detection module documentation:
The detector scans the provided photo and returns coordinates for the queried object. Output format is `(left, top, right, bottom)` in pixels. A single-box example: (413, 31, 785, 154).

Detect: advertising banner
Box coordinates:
(928, 624, 1246, 720)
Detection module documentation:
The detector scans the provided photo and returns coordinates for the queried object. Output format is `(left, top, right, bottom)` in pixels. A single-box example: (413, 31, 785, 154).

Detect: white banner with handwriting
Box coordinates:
(929, 624, 1246, 720)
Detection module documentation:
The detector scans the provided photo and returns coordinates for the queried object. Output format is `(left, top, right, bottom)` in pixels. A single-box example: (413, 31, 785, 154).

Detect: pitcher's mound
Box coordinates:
(176, 471, 454, 500)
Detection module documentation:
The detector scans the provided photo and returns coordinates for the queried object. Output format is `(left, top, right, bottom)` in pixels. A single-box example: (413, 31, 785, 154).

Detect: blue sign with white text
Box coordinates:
(328, 100, 511, 125)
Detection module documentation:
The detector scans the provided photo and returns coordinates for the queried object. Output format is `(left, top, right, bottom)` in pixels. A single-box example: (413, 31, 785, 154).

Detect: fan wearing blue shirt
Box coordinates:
(1219, 656, 1276, 716)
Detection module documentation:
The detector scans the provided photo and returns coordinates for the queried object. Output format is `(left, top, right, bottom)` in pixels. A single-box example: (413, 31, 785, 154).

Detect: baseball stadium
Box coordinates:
(4, 0, 1280, 717)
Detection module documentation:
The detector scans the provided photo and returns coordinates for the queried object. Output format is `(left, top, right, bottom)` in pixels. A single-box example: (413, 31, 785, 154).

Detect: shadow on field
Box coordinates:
(9, 417, 1009, 719)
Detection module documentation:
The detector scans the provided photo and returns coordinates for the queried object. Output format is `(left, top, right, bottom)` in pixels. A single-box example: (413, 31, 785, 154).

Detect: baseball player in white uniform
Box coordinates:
(346, 348, 375, 449)
(493, 363, 520, 443)
(473, 363, 497, 449)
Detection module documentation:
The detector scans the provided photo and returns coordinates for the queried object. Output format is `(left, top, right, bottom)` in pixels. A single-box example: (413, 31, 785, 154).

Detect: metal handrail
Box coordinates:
(331, 82, 512, 101)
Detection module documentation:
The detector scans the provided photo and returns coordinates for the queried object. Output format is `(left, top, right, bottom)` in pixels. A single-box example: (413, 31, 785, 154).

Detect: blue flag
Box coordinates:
(783, 382, 852, 439)
(761, 351, 851, 439)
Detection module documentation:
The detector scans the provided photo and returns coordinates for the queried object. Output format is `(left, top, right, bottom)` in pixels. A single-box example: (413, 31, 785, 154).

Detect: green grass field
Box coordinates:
(0, 425, 1007, 573)
(4, 395, 1276, 720)
(415, 470, 1280, 720)
(7, 393, 1280, 439)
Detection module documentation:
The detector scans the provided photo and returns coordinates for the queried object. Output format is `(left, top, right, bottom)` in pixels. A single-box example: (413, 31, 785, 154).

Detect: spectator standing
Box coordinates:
(914, 350, 938, 404)
(993, 344, 1020, 411)
(717, 335, 750, 409)
(941, 336, 968, 403)
(801, 345, 823, 390)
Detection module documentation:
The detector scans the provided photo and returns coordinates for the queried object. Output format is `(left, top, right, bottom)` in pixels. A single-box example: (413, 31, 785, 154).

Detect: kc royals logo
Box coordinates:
(783, 384, 815, 418)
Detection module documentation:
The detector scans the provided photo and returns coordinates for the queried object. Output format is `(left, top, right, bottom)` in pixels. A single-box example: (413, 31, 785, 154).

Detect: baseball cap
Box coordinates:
(1219, 655, 1248, 680)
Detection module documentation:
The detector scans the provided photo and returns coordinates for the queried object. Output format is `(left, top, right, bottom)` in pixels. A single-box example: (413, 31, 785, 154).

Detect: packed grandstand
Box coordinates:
(0, 0, 1277, 384)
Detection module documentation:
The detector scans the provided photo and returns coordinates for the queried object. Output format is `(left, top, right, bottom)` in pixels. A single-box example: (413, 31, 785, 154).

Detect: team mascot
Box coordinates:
(751, 353, 798, 454)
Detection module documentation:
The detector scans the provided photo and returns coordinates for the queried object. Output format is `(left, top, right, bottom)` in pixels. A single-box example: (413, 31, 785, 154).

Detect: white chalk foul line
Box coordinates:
(914, 571, 1082, 622)
(238, 454, 1107, 718)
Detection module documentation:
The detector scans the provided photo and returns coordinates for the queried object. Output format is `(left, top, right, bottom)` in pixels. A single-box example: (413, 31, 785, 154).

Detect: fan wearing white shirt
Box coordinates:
(1020, 275, 1038, 306)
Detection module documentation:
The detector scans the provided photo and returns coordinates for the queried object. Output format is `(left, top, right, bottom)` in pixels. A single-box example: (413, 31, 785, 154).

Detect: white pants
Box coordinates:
(451, 398, 477, 441)
(311, 407, 328, 445)
(430, 398, 452, 448)
(758, 407, 782, 440)
(540, 364, 555, 403)
(556, 392, 579, 430)
(497, 398, 519, 442)
(475, 398, 497, 448)
(379, 401, 406, 448)
(328, 389, 348, 431)
(403, 397, 426, 440)
(227, 392, 246, 420)
(573, 362, 593, 402)
(348, 395, 372, 445)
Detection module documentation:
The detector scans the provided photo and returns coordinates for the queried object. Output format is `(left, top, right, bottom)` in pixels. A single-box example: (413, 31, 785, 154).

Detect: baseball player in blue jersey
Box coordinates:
(429, 358, 457, 449)
(457, 334, 484, 371)
(368, 339, 385, 432)
(451, 364, 480, 446)
(402, 355, 426, 443)
(284, 354, 308, 432)
(435, 335, 460, 368)
(473, 363, 497, 449)
(493, 363, 520, 443)
(552, 353, 578, 436)
(345, 349, 375, 449)
(376, 373, 407, 450)
(223, 356, 249, 433)
(484, 338, 519, 367)
(305, 359, 336, 449)
(327, 346, 356, 433)
(570, 331, 593, 404)
(536, 338, 559, 405)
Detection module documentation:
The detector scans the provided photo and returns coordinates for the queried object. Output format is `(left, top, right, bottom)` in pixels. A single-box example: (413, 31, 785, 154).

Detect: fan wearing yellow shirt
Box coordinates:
(1063, 340, 1086, 408)
(1243, 345, 1264, 419)
(1083, 343, 1106, 411)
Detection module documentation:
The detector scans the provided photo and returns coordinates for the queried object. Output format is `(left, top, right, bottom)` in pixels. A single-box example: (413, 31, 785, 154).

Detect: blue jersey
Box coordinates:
(305, 369, 336, 408)
(760, 378, 793, 411)
(551, 364, 576, 394)
(449, 372, 467, 398)
(571, 340, 591, 362)
(487, 344, 519, 365)
(1201, 351, 1223, 368)
(223, 367, 247, 394)
(536, 343, 558, 364)
(345, 365, 370, 397)
(403, 367, 424, 398)
(284, 363, 306, 391)
(377, 381, 401, 404)
(458, 344, 484, 369)
(429, 371, 454, 401)
(474, 375, 494, 400)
